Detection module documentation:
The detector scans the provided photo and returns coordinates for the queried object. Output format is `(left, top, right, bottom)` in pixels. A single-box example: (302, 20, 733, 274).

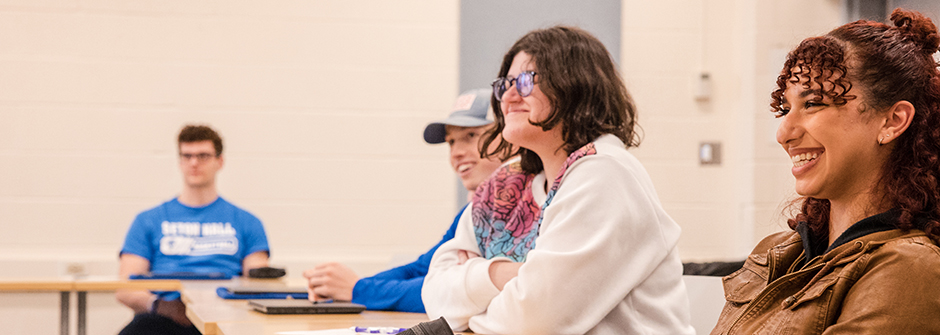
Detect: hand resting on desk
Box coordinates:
(303, 262, 360, 301)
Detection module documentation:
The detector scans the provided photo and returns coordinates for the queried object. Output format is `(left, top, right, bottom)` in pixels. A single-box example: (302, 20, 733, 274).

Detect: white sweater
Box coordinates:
(422, 135, 694, 335)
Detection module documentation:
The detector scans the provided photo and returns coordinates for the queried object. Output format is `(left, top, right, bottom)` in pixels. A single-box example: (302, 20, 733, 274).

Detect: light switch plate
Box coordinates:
(699, 142, 721, 165)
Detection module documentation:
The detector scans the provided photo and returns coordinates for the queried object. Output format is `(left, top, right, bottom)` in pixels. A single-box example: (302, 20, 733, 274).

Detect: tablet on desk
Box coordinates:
(216, 286, 309, 300)
(225, 286, 309, 295)
(248, 299, 366, 315)
(130, 272, 232, 280)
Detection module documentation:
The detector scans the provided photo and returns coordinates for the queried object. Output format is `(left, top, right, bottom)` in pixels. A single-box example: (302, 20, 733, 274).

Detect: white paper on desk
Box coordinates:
(276, 329, 356, 335)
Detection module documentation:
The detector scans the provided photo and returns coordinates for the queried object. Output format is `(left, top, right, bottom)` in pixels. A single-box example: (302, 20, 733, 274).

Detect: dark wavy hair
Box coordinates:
(771, 9, 940, 244)
(480, 26, 640, 174)
(178, 124, 223, 156)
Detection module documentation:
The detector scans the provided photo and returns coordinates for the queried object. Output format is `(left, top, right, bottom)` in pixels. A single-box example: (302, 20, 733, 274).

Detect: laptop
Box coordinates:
(248, 299, 367, 315)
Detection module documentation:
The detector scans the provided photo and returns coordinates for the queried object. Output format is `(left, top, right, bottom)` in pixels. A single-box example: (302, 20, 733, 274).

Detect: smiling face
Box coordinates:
(775, 73, 888, 203)
(445, 125, 503, 192)
(498, 51, 562, 154)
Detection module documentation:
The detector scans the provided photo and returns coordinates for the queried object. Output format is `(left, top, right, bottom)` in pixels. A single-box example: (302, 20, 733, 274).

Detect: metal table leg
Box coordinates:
(77, 291, 87, 335)
(60, 291, 70, 335)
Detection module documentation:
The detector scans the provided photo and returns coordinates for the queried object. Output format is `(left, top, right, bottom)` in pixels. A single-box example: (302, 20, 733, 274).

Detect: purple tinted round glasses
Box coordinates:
(491, 71, 537, 101)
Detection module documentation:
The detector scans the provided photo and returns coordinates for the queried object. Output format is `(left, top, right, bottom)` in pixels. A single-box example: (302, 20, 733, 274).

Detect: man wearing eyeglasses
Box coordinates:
(116, 125, 270, 335)
(302, 88, 505, 313)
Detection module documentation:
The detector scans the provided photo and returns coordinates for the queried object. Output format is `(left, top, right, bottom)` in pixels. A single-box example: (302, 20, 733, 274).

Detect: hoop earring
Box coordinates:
(878, 137, 884, 146)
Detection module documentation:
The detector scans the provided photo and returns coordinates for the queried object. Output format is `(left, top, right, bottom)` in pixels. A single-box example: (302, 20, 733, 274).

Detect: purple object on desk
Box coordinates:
(350, 327, 408, 334)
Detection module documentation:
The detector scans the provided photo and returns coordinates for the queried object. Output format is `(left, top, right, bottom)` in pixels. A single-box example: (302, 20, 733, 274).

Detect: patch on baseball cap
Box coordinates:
(423, 88, 494, 144)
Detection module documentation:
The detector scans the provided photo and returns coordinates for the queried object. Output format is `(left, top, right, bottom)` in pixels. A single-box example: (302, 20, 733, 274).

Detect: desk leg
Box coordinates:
(60, 291, 70, 335)
(77, 291, 87, 335)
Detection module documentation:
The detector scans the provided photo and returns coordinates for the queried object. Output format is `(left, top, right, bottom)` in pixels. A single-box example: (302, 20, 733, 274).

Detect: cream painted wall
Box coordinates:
(0, 0, 460, 270)
(0, 0, 856, 332)
(0, 0, 855, 273)
(0, 1, 459, 333)
(622, 0, 842, 261)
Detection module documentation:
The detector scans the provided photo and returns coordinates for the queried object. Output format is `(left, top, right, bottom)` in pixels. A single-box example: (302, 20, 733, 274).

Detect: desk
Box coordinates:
(179, 278, 430, 335)
(0, 277, 183, 335)
(215, 313, 432, 335)
(74, 277, 181, 335)
(0, 278, 75, 335)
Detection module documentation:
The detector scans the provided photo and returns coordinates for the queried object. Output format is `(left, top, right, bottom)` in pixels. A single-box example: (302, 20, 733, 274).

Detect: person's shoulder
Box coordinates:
(874, 232, 940, 261)
(216, 197, 263, 223)
(591, 134, 630, 152)
(214, 196, 244, 211)
(576, 135, 640, 165)
(859, 232, 940, 283)
(563, 135, 645, 181)
(751, 230, 800, 255)
(133, 198, 176, 221)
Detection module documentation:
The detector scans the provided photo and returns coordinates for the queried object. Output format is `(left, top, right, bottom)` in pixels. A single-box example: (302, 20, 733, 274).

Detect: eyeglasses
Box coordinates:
(179, 153, 217, 162)
(491, 71, 537, 102)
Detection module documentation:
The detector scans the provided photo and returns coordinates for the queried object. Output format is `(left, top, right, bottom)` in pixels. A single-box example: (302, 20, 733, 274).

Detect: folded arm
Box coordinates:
(423, 205, 509, 331)
(469, 157, 681, 334)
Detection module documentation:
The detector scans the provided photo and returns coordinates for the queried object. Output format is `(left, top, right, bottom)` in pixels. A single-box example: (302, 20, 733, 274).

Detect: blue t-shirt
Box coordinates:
(350, 204, 463, 313)
(120, 197, 270, 300)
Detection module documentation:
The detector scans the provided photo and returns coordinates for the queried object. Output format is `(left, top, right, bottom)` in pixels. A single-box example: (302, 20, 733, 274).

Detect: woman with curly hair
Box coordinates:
(712, 9, 940, 334)
(423, 25, 693, 334)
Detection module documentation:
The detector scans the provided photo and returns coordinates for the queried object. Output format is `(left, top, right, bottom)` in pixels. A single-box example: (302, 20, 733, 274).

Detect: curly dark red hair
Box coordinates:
(772, 9, 940, 244)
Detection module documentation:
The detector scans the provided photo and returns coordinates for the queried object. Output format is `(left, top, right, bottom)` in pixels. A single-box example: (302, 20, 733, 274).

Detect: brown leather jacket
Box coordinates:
(710, 229, 940, 334)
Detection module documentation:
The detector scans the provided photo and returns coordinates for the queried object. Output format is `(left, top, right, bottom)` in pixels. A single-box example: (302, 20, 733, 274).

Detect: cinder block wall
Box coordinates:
(0, 0, 854, 333)
(0, 1, 459, 333)
(622, 0, 841, 260)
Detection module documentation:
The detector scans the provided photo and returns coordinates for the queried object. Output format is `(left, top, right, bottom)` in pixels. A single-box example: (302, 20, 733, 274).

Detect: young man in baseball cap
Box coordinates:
(302, 88, 502, 312)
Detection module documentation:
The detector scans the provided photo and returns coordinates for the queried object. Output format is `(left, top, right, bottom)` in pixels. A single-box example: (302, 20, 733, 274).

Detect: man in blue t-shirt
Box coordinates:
(117, 125, 270, 335)
(302, 89, 503, 313)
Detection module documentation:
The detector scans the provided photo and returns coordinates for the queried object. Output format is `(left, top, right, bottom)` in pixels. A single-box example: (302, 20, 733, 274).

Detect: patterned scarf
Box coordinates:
(472, 162, 539, 261)
(472, 142, 598, 261)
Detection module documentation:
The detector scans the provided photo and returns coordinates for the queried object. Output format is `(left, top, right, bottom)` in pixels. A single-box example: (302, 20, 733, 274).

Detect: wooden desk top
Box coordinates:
(0, 278, 74, 291)
(0, 276, 184, 292)
(74, 276, 182, 291)
(215, 312, 432, 335)
(180, 278, 430, 335)
(181, 277, 311, 335)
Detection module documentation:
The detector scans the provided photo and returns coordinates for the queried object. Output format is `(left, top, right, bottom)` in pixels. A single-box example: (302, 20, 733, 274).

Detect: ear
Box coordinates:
(879, 100, 915, 145)
(217, 154, 225, 169)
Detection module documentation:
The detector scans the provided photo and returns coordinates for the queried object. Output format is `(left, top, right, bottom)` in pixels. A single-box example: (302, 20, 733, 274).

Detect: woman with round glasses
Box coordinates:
(423, 26, 694, 334)
(711, 9, 940, 334)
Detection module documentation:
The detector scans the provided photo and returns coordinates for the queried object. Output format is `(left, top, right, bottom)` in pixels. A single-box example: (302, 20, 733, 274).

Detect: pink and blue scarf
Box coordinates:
(472, 143, 597, 261)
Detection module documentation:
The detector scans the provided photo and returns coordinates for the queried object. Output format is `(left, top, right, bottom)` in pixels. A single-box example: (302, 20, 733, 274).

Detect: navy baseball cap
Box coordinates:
(423, 88, 493, 144)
